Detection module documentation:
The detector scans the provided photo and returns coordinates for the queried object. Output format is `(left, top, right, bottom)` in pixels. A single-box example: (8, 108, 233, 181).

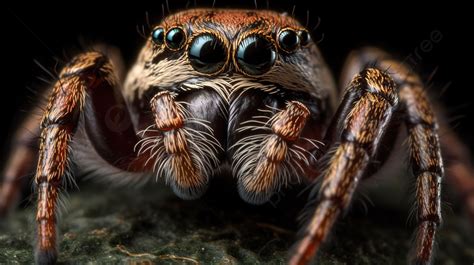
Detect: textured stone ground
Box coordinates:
(0, 180, 473, 264)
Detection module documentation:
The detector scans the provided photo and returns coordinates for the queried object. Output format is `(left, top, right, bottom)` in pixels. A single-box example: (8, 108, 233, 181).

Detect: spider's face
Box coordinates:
(124, 9, 331, 105)
(123, 10, 333, 199)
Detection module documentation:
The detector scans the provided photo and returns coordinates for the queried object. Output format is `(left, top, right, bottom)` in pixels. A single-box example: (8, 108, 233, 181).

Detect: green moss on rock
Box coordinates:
(0, 182, 473, 264)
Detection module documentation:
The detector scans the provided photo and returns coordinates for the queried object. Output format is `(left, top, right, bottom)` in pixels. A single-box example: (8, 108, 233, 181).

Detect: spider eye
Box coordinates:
(166, 27, 186, 50)
(236, 35, 276, 76)
(298, 30, 311, 46)
(151, 27, 165, 46)
(188, 34, 227, 74)
(278, 29, 300, 52)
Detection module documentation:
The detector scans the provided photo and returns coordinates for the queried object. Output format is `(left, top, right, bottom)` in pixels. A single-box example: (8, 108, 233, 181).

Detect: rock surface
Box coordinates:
(0, 181, 473, 264)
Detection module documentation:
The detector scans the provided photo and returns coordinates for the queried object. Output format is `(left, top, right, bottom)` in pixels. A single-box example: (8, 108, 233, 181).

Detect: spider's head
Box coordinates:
(125, 9, 331, 103)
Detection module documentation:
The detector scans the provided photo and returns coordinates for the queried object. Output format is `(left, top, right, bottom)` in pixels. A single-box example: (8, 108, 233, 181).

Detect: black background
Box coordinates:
(3, 2, 472, 155)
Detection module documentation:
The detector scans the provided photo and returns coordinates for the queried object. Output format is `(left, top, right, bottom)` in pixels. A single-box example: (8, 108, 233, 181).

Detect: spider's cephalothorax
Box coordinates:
(3, 8, 473, 265)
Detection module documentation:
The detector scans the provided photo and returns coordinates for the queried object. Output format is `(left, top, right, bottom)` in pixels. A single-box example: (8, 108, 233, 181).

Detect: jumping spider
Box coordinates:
(1, 8, 473, 265)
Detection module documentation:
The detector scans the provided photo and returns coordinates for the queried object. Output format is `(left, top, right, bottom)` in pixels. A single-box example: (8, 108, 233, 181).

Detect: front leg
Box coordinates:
(344, 48, 446, 264)
(289, 68, 399, 265)
(34, 52, 138, 264)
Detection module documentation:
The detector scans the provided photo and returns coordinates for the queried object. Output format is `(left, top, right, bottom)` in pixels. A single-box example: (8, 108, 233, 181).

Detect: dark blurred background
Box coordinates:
(3, 2, 472, 154)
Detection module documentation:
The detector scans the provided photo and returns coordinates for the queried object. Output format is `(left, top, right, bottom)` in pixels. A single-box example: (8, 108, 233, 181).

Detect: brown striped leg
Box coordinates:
(342, 47, 444, 264)
(0, 45, 131, 218)
(33, 51, 137, 265)
(0, 107, 42, 216)
(400, 82, 442, 265)
(289, 68, 399, 265)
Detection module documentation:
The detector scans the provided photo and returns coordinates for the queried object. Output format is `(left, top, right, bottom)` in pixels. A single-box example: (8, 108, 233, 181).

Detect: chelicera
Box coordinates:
(1, 8, 474, 265)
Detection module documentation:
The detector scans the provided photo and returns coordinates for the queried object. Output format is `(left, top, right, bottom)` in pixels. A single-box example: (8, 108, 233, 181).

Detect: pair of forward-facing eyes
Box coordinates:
(151, 26, 311, 76)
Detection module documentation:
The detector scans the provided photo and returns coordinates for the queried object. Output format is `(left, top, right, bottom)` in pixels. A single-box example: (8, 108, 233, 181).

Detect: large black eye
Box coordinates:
(278, 29, 300, 52)
(298, 30, 311, 46)
(188, 34, 227, 74)
(236, 35, 276, 75)
(152, 27, 165, 46)
(166, 27, 186, 50)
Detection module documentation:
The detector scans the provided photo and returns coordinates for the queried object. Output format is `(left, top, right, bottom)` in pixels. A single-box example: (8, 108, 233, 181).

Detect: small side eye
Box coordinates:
(188, 34, 228, 74)
(166, 27, 186, 50)
(298, 30, 311, 46)
(236, 35, 276, 76)
(278, 29, 300, 53)
(152, 27, 165, 46)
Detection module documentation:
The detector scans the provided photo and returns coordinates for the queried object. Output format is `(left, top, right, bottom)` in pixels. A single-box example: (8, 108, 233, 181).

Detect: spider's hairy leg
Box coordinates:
(33, 51, 138, 265)
(290, 68, 399, 265)
(344, 47, 447, 264)
(0, 45, 133, 218)
(400, 81, 442, 265)
(401, 68, 474, 225)
(0, 105, 42, 216)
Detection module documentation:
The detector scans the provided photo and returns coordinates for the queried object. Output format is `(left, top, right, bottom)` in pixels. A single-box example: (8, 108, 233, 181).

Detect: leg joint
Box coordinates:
(357, 68, 399, 106)
(419, 214, 442, 226)
(60, 51, 110, 78)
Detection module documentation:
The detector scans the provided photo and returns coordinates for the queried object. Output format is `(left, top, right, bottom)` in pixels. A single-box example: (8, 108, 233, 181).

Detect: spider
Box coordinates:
(1, 7, 474, 265)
